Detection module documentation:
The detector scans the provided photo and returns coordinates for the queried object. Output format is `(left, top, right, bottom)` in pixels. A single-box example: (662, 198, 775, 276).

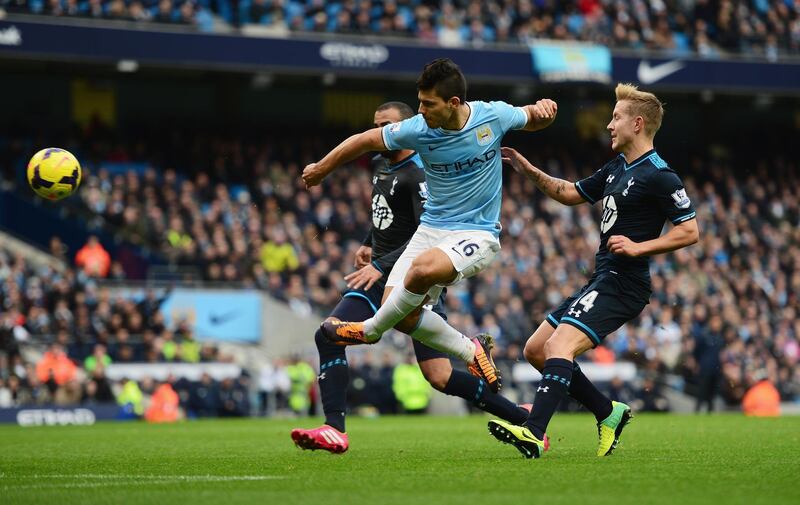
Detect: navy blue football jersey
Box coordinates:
(575, 149, 696, 278)
(362, 153, 427, 274)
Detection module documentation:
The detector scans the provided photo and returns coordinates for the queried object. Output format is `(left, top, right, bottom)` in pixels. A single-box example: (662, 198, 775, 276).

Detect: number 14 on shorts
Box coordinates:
(567, 290, 598, 318)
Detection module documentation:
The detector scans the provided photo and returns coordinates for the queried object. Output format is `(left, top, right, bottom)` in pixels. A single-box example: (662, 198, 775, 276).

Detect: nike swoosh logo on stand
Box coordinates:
(637, 60, 685, 84)
(210, 311, 239, 325)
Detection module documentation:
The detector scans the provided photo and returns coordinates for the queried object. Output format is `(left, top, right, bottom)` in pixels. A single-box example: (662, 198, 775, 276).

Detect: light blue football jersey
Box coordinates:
(381, 101, 528, 237)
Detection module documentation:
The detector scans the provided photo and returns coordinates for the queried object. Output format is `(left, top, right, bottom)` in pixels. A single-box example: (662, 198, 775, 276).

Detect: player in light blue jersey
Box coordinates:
(303, 58, 557, 393)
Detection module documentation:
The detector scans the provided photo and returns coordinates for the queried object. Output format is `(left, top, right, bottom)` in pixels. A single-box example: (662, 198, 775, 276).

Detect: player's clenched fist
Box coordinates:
(302, 162, 325, 188)
(607, 235, 642, 257)
(532, 99, 558, 120)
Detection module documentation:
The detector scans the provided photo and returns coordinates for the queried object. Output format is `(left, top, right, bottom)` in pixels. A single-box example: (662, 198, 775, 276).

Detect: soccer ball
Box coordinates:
(26, 148, 82, 200)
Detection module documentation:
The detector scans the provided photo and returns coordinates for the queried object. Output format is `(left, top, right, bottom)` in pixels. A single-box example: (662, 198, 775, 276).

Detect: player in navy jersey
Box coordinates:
(302, 59, 558, 395)
(291, 102, 538, 454)
(488, 83, 700, 459)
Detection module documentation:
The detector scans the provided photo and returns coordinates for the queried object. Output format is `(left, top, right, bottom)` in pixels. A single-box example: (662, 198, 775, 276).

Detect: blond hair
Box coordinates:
(615, 83, 664, 136)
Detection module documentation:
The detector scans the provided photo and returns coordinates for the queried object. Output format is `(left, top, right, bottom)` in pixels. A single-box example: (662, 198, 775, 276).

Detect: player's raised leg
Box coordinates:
(402, 242, 504, 390)
(363, 246, 459, 339)
(320, 228, 448, 346)
(323, 229, 503, 392)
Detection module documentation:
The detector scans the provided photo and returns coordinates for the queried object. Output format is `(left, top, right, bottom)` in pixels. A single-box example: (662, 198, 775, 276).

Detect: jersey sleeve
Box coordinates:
(575, 163, 610, 204)
(382, 115, 425, 151)
(650, 169, 697, 224)
(372, 240, 407, 274)
(362, 228, 373, 247)
(489, 101, 528, 133)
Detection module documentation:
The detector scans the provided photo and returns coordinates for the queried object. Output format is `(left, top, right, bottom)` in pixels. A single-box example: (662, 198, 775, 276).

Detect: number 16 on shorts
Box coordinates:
(452, 239, 480, 257)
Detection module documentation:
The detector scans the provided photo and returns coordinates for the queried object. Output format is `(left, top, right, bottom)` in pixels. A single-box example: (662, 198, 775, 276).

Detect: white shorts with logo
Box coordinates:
(385, 224, 501, 301)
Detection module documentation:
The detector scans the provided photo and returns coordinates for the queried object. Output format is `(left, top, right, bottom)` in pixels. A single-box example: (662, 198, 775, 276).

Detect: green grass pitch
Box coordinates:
(1, 414, 798, 505)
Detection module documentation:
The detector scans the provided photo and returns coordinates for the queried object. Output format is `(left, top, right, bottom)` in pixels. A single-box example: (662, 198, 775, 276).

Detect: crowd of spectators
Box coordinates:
(4, 0, 800, 58)
(0, 242, 442, 417)
(2, 122, 800, 413)
(0, 242, 256, 416)
(0, 242, 229, 364)
(36, 129, 794, 410)
(0, 0, 210, 27)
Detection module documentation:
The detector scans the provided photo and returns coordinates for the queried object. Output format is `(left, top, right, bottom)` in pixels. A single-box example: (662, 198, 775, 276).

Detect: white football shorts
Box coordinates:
(385, 224, 501, 301)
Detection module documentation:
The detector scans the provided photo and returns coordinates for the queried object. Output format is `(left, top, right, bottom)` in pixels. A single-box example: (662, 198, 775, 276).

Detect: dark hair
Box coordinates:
(416, 58, 467, 103)
(376, 101, 415, 120)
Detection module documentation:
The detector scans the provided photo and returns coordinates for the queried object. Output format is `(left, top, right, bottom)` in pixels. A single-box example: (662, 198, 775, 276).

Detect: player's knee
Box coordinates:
(419, 361, 451, 391)
(407, 257, 442, 288)
(543, 334, 572, 359)
(406, 264, 431, 287)
(523, 340, 545, 370)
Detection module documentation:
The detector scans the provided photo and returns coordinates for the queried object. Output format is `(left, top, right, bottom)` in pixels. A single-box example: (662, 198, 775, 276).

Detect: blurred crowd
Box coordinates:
(45, 131, 796, 409)
(0, 243, 245, 415)
(0, 243, 226, 364)
(4, 0, 799, 58)
(2, 127, 800, 413)
(1, 0, 209, 26)
(0, 243, 456, 417)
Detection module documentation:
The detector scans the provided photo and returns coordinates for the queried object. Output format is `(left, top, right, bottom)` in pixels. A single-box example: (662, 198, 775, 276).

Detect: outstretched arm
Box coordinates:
(302, 128, 386, 188)
(501, 147, 585, 205)
(520, 99, 558, 131)
(608, 218, 700, 257)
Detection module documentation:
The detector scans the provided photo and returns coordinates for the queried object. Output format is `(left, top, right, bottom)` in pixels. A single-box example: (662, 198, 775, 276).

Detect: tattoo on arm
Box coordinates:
(527, 165, 571, 200)
(530, 168, 561, 194)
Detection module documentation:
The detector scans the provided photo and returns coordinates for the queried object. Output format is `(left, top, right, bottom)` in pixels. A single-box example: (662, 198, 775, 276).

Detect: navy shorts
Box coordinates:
(546, 271, 650, 346)
(342, 279, 449, 363)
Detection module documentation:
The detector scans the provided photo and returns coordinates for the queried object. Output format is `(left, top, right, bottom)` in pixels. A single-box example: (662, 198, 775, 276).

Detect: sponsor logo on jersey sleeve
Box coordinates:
(670, 188, 691, 209)
(418, 182, 429, 200)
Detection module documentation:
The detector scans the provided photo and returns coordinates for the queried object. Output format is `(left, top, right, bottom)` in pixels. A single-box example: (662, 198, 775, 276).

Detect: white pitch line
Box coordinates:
(16, 474, 282, 481)
(1, 474, 286, 491)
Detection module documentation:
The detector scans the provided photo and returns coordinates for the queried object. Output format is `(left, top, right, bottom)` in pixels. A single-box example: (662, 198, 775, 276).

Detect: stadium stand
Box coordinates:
(4, 0, 799, 58)
(0, 242, 257, 415)
(2, 129, 797, 414)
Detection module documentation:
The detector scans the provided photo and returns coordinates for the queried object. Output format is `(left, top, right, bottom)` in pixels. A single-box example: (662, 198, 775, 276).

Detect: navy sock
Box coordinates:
(569, 362, 613, 421)
(526, 358, 574, 439)
(315, 329, 348, 433)
(443, 370, 528, 425)
(315, 296, 376, 433)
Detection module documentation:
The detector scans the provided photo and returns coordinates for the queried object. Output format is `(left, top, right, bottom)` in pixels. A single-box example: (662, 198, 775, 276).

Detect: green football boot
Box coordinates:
(488, 419, 545, 459)
(597, 401, 632, 456)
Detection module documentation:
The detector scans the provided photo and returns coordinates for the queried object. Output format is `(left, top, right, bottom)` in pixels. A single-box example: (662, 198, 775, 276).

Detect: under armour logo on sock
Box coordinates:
(537, 385, 549, 393)
(318, 372, 327, 381)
